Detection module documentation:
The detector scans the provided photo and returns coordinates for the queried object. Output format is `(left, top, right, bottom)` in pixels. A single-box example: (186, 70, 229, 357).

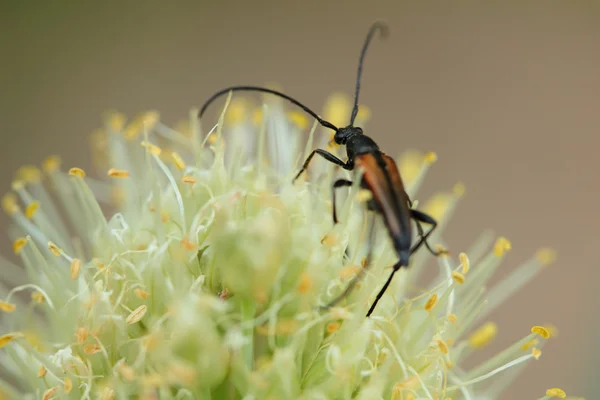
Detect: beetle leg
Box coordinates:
(332, 179, 353, 224)
(293, 149, 352, 183)
(409, 209, 447, 256)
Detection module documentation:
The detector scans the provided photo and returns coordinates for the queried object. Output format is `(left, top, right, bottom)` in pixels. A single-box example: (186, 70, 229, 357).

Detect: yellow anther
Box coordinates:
(70, 258, 81, 280)
(11, 180, 25, 191)
(252, 108, 263, 125)
(13, 237, 27, 254)
(126, 305, 147, 324)
(0, 332, 24, 348)
(256, 319, 298, 336)
(321, 232, 339, 247)
(140, 141, 162, 156)
(296, 272, 312, 293)
(76, 327, 88, 344)
(493, 236, 512, 257)
(459, 252, 470, 274)
(453, 182, 466, 197)
(338, 265, 360, 280)
(84, 344, 101, 355)
(42, 386, 59, 400)
(424, 151, 438, 165)
(536, 247, 557, 265)
(546, 388, 567, 398)
(47, 241, 62, 257)
(521, 339, 538, 350)
(180, 237, 196, 251)
(134, 288, 149, 300)
(119, 363, 136, 381)
(181, 175, 196, 184)
(445, 360, 455, 369)
(106, 111, 126, 132)
(436, 338, 449, 354)
(2, 193, 20, 215)
(37, 365, 46, 377)
(356, 189, 372, 203)
(107, 168, 130, 178)
(531, 325, 551, 339)
(124, 111, 159, 140)
(207, 133, 218, 145)
(42, 155, 61, 173)
(447, 314, 458, 323)
(287, 110, 309, 130)
(31, 291, 45, 303)
(64, 378, 73, 393)
(16, 165, 42, 183)
(24, 201, 40, 220)
(68, 167, 86, 178)
(532, 347, 542, 360)
(0, 301, 16, 313)
(171, 152, 186, 171)
(326, 322, 341, 334)
(468, 322, 498, 349)
(425, 293, 438, 311)
(451, 271, 465, 284)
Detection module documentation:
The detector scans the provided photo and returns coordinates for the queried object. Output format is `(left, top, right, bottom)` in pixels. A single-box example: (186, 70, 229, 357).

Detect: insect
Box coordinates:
(199, 21, 446, 317)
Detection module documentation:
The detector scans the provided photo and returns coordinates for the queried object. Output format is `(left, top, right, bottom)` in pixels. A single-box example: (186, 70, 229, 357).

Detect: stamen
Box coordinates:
(12, 237, 27, 254)
(545, 388, 566, 398)
(0, 301, 16, 312)
(134, 288, 149, 300)
(42, 155, 61, 173)
(107, 168, 130, 178)
(68, 167, 86, 178)
(296, 273, 312, 293)
(171, 152, 186, 170)
(2, 193, 20, 215)
(532, 348, 542, 360)
(531, 326, 551, 339)
(493, 237, 512, 257)
(16, 165, 42, 184)
(535, 248, 557, 265)
(468, 322, 497, 349)
(84, 344, 101, 355)
(451, 271, 465, 284)
(70, 258, 81, 280)
(105, 111, 126, 132)
(424, 152, 438, 165)
(447, 314, 458, 324)
(425, 294, 438, 311)
(459, 252, 470, 274)
(24, 201, 40, 219)
(0, 332, 23, 348)
(64, 378, 73, 393)
(181, 175, 196, 184)
(47, 241, 62, 257)
(126, 305, 147, 324)
(42, 386, 59, 400)
(140, 141, 162, 156)
(31, 292, 45, 303)
(37, 365, 46, 377)
(437, 338, 449, 354)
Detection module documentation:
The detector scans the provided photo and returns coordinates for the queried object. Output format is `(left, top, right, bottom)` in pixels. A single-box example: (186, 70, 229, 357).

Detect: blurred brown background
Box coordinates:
(1, 1, 599, 398)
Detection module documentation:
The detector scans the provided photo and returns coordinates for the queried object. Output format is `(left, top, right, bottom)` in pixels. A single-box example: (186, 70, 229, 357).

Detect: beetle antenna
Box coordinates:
(199, 86, 339, 132)
(349, 21, 389, 126)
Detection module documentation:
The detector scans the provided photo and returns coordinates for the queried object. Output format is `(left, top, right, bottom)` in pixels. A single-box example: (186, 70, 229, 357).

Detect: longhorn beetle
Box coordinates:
(199, 21, 446, 317)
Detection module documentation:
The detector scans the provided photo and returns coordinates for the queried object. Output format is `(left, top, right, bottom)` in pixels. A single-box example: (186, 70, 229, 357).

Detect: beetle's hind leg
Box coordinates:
(410, 209, 448, 257)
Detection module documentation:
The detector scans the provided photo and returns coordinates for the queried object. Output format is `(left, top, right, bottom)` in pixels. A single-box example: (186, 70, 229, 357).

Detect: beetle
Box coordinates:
(199, 21, 446, 316)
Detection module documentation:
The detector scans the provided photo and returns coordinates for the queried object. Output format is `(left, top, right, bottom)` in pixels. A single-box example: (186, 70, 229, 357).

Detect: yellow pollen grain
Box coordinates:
(84, 344, 101, 355)
(107, 168, 130, 178)
(287, 110, 309, 130)
(436, 338, 449, 354)
(546, 388, 567, 398)
(126, 305, 147, 324)
(536, 247, 557, 265)
(181, 175, 196, 184)
(447, 314, 458, 323)
(24, 201, 40, 219)
(134, 288, 149, 300)
(0, 301, 16, 313)
(296, 272, 312, 293)
(521, 339, 538, 350)
(459, 252, 470, 274)
(321, 232, 338, 247)
(12, 237, 27, 255)
(42, 386, 59, 400)
(70, 258, 81, 280)
(31, 291, 45, 303)
(68, 167, 86, 178)
(37, 365, 46, 377)
(207, 134, 217, 145)
(468, 322, 498, 349)
(0, 332, 23, 348)
(2, 193, 20, 215)
(42, 155, 61, 173)
(326, 322, 341, 334)
(531, 325, 551, 339)
(356, 189, 372, 202)
(17, 165, 42, 183)
(47, 241, 62, 257)
(451, 271, 465, 284)
(494, 236, 512, 257)
(171, 152, 186, 170)
(425, 293, 438, 311)
(180, 237, 196, 251)
(532, 347, 542, 360)
(339, 265, 360, 280)
(63, 378, 73, 393)
(424, 151, 438, 164)
(453, 182, 466, 197)
(140, 141, 162, 156)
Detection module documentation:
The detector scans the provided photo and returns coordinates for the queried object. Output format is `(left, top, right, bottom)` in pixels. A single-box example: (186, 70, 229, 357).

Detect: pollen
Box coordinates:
(16, 165, 42, 183)
(447, 314, 458, 323)
(531, 325, 551, 339)
(296, 272, 312, 293)
(459, 252, 470, 274)
(119, 363, 136, 381)
(532, 347, 542, 360)
(37, 365, 46, 377)
(76, 327, 89, 344)
(326, 322, 341, 334)
(0, 302, 16, 313)
(546, 388, 567, 398)
(171, 152, 186, 170)
(140, 141, 162, 156)
(107, 168, 130, 178)
(42, 386, 59, 400)
(0, 332, 23, 348)
(12, 237, 27, 254)
(436, 338, 449, 354)
(424, 151, 438, 165)
(42, 155, 61, 173)
(321, 232, 339, 247)
(68, 167, 86, 178)
(64, 378, 73, 393)
(468, 322, 497, 349)
(47, 241, 62, 257)
(134, 288, 150, 300)
(207, 134, 218, 145)
(24, 201, 40, 219)
(339, 265, 361, 280)
(181, 175, 196, 184)
(70, 258, 81, 280)
(451, 271, 465, 284)
(31, 291, 45, 303)
(425, 293, 438, 311)
(536, 247, 557, 266)
(493, 236, 512, 257)
(84, 344, 101, 355)
(356, 189, 372, 202)
(287, 110, 309, 130)
(2, 193, 20, 215)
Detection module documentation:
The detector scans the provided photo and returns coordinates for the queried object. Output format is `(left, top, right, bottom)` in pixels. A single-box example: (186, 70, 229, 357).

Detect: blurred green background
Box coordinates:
(1, 1, 599, 398)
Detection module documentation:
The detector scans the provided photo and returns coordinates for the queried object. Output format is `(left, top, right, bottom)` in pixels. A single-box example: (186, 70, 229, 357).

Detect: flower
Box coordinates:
(0, 92, 570, 399)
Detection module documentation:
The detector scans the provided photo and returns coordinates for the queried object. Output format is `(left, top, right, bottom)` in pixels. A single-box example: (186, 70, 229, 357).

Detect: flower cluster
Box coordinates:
(0, 92, 574, 399)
